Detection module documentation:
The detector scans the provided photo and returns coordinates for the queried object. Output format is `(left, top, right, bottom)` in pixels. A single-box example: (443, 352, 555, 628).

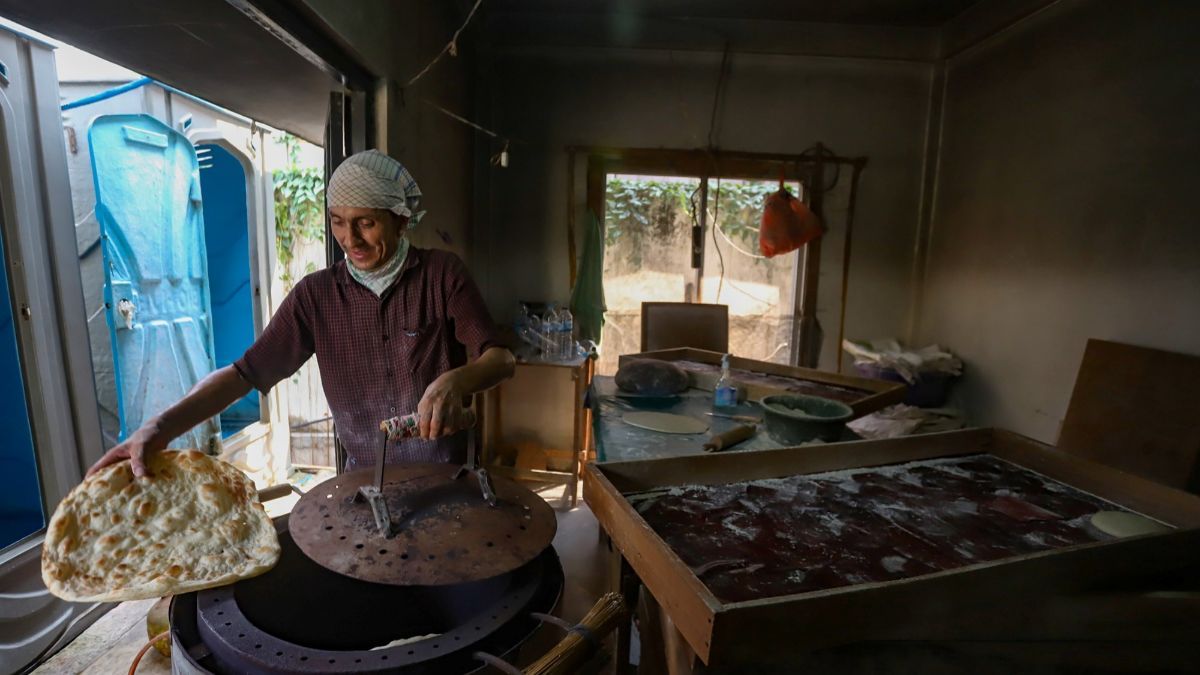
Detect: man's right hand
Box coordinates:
(86, 419, 169, 479)
(84, 365, 254, 480)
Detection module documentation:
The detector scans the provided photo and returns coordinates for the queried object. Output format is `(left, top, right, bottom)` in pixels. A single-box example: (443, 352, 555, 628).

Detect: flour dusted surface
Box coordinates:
(633, 455, 1146, 603)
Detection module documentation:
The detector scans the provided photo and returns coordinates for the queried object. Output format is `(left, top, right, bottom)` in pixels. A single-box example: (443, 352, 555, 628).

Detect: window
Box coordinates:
(588, 150, 815, 375)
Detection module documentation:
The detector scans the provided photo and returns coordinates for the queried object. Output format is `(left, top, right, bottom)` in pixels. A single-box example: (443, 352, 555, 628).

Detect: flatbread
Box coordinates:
(622, 412, 708, 434)
(1090, 510, 1172, 538)
(42, 450, 280, 602)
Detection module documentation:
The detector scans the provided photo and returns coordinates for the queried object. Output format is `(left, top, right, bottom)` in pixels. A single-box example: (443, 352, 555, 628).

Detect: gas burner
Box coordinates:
(170, 516, 564, 674)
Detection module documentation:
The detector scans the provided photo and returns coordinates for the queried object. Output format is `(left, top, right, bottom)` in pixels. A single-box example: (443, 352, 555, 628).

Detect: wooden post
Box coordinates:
(567, 149, 579, 289)
(835, 160, 866, 373)
(796, 144, 825, 368)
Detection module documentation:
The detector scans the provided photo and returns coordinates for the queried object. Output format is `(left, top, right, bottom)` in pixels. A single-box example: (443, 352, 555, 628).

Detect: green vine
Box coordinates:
(273, 134, 325, 288)
(604, 177, 781, 258)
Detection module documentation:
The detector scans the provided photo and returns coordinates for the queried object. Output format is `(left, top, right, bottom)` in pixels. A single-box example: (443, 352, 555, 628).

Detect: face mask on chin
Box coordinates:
(346, 235, 410, 297)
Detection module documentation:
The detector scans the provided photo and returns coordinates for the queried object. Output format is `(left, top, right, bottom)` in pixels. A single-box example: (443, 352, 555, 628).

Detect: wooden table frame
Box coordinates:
(482, 358, 595, 507)
(584, 428, 1200, 668)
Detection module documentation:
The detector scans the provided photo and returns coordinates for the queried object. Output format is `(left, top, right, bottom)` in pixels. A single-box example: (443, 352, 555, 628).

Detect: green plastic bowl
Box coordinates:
(760, 394, 854, 444)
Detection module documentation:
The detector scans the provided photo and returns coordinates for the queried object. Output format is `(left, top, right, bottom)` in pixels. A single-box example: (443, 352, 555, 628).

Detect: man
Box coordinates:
(89, 150, 514, 478)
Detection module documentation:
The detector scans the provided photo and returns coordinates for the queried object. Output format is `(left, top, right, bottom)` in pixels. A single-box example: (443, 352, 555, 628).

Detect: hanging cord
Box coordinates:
(422, 98, 499, 138)
(710, 173, 725, 302)
(706, 42, 733, 149)
(701, 43, 732, 302)
(836, 162, 865, 372)
(798, 144, 842, 194)
(406, 0, 485, 87)
(714, 220, 767, 260)
(421, 98, 513, 166)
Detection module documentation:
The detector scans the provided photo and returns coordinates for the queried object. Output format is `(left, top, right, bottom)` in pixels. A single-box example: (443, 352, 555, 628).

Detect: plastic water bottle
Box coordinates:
(559, 307, 574, 360)
(513, 303, 529, 337)
(526, 313, 542, 360)
(713, 353, 739, 409)
(543, 305, 560, 361)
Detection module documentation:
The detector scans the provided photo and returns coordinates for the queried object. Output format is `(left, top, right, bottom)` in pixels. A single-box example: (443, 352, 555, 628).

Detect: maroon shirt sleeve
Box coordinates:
(233, 277, 316, 393)
(444, 254, 504, 359)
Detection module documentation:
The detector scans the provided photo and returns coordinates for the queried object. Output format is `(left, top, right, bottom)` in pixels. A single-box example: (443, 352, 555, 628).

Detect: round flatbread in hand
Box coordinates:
(41, 450, 280, 602)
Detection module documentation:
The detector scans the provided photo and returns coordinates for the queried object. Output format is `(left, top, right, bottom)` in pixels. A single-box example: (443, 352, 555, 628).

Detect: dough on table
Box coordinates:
(622, 411, 709, 434)
(1090, 510, 1171, 538)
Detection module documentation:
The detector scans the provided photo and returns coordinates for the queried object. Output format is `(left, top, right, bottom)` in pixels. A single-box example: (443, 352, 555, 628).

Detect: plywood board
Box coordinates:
(1057, 339, 1200, 493)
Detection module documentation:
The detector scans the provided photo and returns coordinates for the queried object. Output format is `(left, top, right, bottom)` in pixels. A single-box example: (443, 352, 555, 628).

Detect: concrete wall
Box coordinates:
(475, 45, 934, 370)
(916, 0, 1200, 442)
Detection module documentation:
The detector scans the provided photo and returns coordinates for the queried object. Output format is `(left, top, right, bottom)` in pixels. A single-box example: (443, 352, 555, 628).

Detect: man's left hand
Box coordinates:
(416, 372, 468, 440)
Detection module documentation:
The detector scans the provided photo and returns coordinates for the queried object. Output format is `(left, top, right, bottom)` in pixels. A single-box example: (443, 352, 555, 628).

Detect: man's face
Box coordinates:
(329, 207, 408, 271)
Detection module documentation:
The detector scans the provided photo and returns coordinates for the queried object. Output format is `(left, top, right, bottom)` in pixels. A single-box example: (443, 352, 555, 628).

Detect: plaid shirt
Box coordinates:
(234, 247, 502, 468)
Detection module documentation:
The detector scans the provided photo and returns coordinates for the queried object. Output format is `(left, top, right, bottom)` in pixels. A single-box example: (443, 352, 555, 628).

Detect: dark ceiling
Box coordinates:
(0, 0, 333, 144)
(486, 0, 985, 27)
(0, 0, 985, 144)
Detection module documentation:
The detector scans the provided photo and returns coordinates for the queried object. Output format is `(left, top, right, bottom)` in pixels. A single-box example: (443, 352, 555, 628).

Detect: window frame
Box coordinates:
(581, 147, 820, 366)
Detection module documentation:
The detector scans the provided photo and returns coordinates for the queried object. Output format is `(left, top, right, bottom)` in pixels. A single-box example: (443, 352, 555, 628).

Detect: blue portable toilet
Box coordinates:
(197, 142, 260, 435)
(62, 76, 287, 466)
(89, 114, 223, 451)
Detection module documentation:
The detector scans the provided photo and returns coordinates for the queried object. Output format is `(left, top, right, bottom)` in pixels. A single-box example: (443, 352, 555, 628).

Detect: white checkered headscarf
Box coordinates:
(327, 150, 426, 226)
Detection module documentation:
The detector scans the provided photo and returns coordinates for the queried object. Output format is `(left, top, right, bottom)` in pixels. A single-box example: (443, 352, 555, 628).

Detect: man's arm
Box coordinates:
(87, 366, 253, 478)
(417, 346, 515, 439)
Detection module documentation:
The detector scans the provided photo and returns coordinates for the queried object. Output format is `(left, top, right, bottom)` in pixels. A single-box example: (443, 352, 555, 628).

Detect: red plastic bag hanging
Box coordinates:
(759, 176, 822, 258)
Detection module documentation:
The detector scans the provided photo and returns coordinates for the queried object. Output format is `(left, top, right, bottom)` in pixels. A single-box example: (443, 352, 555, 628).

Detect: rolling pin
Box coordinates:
(702, 423, 757, 453)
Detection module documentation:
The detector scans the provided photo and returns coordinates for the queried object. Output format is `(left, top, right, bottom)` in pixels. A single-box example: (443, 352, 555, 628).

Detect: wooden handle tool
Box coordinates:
(702, 424, 757, 452)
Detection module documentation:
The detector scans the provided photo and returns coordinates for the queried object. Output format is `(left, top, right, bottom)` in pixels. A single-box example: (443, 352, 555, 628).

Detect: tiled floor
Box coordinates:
(34, 480, 607, 674)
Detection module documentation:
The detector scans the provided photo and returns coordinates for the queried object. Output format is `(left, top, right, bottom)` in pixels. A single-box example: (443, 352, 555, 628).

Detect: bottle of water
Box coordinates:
(559, 306, 574, 360)
(513, 302, 528, 339)
(543, 305, 560, 361)
(526, 313, 542, 361)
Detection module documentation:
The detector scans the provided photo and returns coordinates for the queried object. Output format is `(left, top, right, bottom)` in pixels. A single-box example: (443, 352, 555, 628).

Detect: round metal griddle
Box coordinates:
(289, 464, 557, 586)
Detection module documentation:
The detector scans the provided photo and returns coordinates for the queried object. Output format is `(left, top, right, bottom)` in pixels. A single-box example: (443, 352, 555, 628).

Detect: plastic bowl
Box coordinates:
(760, 394, 854, 444)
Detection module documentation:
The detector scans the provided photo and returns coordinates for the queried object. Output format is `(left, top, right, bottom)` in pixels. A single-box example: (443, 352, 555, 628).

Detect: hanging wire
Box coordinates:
(421, 99, 513, 168)
(710, 174, 725, 302)
(714, 218, 767, 260)
(406, 0, 486, 87)
(703, 42, 733, 302)
(422, 98, 500, 138)
(799, 144, 842, 193)
(706, 42, 733, 149)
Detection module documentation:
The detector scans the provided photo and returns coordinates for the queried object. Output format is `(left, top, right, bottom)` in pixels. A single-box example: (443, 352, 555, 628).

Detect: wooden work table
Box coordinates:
(583, 428, 1200, 674)
(589, 376, 834, 463)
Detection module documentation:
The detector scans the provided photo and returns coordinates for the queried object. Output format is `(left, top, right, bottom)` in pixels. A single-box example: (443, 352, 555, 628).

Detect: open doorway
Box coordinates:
(55, 40, 332, 478)
(0, 9, 355, 671)
(198, 141, 261, 436)
(62, 72, 269, 454)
